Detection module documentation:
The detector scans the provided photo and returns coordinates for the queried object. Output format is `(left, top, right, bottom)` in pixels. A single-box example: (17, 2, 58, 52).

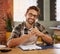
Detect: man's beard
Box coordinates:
(27, 18, 35, 25)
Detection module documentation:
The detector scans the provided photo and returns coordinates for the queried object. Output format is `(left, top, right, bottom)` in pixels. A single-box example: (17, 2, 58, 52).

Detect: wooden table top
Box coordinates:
(0, 48, 60, 54)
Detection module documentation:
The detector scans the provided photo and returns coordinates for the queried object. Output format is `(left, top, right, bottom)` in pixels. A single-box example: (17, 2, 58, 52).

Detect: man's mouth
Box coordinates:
(28, 18, 34, 21)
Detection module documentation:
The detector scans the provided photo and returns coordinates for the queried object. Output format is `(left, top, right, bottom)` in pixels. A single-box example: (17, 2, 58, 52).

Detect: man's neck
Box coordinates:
(25, 22, 34, 29)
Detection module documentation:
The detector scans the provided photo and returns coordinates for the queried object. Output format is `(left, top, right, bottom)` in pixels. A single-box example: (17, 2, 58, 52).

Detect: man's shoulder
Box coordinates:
(35, 22, 46, 32)
(35, 22, 42, 27)
(16, 22, 25, 27)
(14, 22, 25, 30)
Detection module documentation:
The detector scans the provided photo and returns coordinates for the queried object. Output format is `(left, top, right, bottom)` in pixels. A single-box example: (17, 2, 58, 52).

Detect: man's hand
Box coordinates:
(33, 27, 44, 36)
(28, 28, 36, 36)
(28, 27, 43, 37)
(28, 27, 53, 45)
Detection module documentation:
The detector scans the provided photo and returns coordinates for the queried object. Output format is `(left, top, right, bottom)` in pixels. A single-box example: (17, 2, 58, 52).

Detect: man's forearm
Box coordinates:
(38, 32, 53, 44)
(7, 34, 32, 48)
(42, 34, 53, 44)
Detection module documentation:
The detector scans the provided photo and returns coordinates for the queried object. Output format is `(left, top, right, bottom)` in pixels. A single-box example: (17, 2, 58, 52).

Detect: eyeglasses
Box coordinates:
(28, 13, 38, 18)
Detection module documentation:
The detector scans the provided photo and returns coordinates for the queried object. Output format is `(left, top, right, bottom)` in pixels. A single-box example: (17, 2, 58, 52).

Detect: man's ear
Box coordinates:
(25, 13, 26, 17)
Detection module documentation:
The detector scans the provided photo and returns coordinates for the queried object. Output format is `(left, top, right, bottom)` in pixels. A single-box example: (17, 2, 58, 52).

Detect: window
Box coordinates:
(50, 0, 56, 21)
(56, 0, 60, 21)
(50, 0, 60, 21)
(13, 0, 37, 22)
(14, 0, 44, 22)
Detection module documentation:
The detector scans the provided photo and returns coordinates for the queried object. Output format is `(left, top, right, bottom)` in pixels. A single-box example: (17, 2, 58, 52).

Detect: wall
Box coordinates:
(0, 0, 8, 44)
(14, 0, 60, 35)
(0, 0, 13, 44)
(39, 0, 60, 35)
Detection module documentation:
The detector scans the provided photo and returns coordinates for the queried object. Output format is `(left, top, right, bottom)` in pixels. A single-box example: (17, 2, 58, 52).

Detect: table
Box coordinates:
(49, 27, 60, 43)
(0, 48, 60, 54)
(54, 29, 60, 36)
(49, 27, 60, 35)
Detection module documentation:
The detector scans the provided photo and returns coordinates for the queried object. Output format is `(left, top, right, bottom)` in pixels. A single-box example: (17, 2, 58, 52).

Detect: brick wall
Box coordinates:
(0, 0, 13, 45)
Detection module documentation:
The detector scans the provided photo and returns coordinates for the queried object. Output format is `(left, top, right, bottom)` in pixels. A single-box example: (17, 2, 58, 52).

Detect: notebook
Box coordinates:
(18, 44, 42, 50)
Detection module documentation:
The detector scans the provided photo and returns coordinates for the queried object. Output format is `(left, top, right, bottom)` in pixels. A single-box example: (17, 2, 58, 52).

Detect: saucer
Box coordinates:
(0, 45, 6, 48)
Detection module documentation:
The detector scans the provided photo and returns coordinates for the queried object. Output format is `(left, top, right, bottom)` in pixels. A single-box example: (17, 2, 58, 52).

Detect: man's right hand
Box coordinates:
(28, 27, 37, 37)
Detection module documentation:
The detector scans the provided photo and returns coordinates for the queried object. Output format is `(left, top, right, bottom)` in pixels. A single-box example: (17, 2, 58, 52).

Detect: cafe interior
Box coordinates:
(0, 0, 60, 54)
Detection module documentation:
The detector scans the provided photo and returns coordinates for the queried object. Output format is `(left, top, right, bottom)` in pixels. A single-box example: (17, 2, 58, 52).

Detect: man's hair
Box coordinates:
(26, 6, 40, 16)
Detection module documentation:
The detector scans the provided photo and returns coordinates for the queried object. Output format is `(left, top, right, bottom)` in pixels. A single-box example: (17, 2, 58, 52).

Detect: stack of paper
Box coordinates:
(54, 44, 60, 49)
(19, 44, 42, 50)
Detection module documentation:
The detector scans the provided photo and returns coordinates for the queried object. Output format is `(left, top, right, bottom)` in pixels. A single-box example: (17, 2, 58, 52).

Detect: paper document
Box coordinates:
(54, 44, 60, 49)
(19, 44, 42, 50)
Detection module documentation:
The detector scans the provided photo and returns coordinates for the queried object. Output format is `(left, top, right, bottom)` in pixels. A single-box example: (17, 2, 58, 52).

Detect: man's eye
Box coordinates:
(29, 13, 32, 15)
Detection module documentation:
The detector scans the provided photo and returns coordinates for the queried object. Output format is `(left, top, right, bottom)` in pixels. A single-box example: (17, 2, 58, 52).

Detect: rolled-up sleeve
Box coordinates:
(8, 24, 22, 41)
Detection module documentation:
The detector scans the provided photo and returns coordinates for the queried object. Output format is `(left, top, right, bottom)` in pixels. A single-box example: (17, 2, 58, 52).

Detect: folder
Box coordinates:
(18, 44, 42, 50)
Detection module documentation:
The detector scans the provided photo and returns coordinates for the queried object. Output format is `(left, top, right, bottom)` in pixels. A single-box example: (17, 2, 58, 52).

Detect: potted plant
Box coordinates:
(54, 34, 60, 43)
(6, 17, 12, 32)
(6, 13, 13, 41)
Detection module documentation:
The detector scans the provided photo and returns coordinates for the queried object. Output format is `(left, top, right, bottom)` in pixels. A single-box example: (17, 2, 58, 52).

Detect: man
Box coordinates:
(7, 6, 53, 48)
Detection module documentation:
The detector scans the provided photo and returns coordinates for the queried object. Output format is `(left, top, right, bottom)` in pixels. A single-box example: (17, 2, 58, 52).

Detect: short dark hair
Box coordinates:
(26, 6, 40, 16)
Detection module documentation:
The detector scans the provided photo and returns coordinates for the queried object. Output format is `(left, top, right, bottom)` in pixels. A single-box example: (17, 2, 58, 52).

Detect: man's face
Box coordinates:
(25, 9, 38, 25)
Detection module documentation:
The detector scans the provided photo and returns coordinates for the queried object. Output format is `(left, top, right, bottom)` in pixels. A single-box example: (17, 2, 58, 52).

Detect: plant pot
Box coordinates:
(6, 32, 11, 41)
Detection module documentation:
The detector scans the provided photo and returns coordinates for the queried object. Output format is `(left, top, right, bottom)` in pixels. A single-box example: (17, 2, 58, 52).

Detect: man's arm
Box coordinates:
(37, 31, 53, 44)
(7, 33, 32, 48)
(7, 29, 36, 48)
(35, 22, 53, 45)
(34, 26, 53, 45)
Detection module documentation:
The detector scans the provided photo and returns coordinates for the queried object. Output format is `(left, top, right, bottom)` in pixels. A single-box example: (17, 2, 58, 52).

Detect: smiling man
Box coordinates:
(7, 6, 53, 48)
